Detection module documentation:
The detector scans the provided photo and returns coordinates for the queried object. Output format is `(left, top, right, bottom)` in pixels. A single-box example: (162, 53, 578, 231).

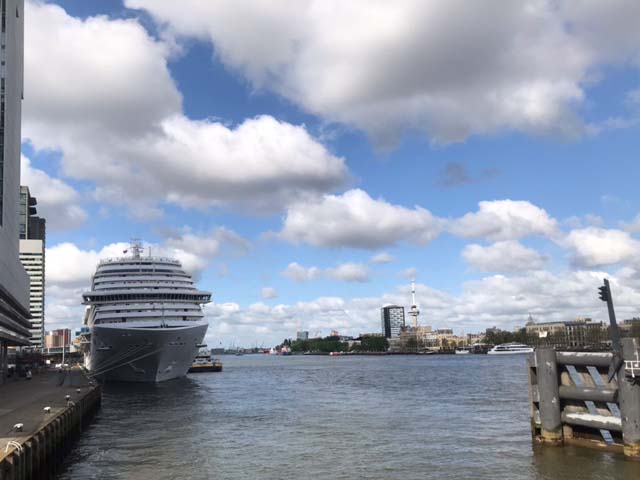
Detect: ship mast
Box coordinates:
(130, 238, 143, 259)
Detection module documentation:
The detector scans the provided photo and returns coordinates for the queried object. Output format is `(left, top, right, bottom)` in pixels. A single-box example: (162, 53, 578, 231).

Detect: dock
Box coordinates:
(0, 369, 101, 479)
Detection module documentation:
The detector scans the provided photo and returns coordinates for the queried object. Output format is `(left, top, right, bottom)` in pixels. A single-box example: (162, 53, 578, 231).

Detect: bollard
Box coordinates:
(536, 347, 563, 444)
(619, 337, 640, 459)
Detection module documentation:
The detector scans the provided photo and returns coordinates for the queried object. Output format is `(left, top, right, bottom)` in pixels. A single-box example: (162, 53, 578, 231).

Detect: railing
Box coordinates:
(528, 338, 640, 458)
(98, 256, 181, 265)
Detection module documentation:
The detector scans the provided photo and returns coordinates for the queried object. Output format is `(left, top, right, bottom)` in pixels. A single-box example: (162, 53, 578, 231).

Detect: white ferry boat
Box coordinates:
(487, 342, 534, 355)
(81, 242, 211, 382)
(454, 346, 472, 354)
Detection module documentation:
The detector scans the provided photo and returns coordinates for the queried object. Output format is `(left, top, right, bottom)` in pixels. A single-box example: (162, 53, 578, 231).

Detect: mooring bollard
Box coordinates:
(619, 337, 640, 459)
(536, 347, 563, 444)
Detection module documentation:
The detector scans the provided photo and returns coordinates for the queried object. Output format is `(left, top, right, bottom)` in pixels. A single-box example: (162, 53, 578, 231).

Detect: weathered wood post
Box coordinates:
(536, 347, 563, 444)
(619, 337, 640, 459)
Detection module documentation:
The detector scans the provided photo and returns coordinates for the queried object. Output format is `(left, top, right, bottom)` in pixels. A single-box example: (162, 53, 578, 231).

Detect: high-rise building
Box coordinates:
(19, 186, 46, 348)
(296, 331, 309, 341)
(0, 0, 29, 384)
(381, 305, 405, 339)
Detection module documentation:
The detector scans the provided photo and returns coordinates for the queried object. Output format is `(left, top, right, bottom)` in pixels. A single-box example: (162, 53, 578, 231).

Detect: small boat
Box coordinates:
(487, 343, 534, 355)
(189, 351, 223, 373)
(329, 351, 341, 356)
(455, 346, 472, 354)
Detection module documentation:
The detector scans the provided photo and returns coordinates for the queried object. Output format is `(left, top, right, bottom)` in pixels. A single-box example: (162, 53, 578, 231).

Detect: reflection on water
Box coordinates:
(59, 355, 640, 480)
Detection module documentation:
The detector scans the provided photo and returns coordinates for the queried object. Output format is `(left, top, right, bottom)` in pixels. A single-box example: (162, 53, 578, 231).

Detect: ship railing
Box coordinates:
(98, 256, 181, 265)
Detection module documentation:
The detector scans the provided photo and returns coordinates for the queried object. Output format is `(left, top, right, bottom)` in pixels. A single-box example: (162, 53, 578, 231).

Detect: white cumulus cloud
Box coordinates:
(449, 200, 559, 241)
(24, 1, 348, 217)
(20, 155, 88, 230)
(325, 263, 370, 283)
(563, 227, 640, 268)
(280, 189, 442, 248)
(462, 240, 548, 273)
(125, 0, 640, 144)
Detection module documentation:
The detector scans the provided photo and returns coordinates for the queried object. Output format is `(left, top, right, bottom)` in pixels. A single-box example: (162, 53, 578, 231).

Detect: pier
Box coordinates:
(528, 338, 640, 459)
(0, 369, 101, 479)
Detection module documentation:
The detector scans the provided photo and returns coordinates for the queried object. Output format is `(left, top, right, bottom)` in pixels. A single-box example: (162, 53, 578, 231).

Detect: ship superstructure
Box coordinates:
(81, 242, 210, 382)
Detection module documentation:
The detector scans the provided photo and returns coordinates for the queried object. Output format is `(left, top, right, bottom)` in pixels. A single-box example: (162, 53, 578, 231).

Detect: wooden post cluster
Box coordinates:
(529, 342, 640, 460)
(0, 384, 102, 480)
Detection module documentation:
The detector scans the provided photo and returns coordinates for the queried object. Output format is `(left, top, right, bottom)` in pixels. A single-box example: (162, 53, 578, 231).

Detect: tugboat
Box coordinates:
(189, 349, 223, 373)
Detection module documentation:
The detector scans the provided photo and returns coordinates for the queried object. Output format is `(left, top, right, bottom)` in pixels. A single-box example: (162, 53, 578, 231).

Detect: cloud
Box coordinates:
(125, 0, 640, 145)
(449, 200, 559, 241)
(24, 2, 348, 217)
(200, 269, 640, 348)
(437, 162, 500, 188)
(20, 155, 87, 230)
(620, 214, 640, 233)
(46, 228, 246, 288)
(280, 189, 442, 248)
(281, 261, 370, 283)
(261, 287, 278, 299)
(462, 240, 548, 273)
(437, 162, 472, 187)
(628, 88, 640, 107)
(281, 262, 320, 283)
(370, 252, 394, 264)
(400, 267, 418, 279)
(325, 262, 370, 283)
(563, 227, 640, 268)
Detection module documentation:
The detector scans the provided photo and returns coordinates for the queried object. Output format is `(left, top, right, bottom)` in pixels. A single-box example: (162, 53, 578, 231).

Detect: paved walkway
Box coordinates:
(0, 369, 93, 459)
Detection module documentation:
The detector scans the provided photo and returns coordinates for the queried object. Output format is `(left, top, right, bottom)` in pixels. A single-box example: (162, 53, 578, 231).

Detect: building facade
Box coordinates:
(19, 186, 46, 348)
(525, 317, 605, 348)
(381, 305, 405, 339)
(296, 331, 309, 341)
(0, 0, 30, 384)
(43, 329, 72, 356)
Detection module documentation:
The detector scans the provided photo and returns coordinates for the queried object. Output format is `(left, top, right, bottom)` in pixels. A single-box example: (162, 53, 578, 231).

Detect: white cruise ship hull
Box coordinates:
(87, 320, 208, 383)
(487, 348, 534, 355)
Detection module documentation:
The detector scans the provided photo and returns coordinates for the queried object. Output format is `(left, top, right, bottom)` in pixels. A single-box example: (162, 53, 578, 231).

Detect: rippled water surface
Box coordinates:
(59, 355, 640, 479)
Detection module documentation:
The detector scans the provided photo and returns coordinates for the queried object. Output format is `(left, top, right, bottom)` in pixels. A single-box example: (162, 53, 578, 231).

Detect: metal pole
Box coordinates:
(535, 347, 563, 444)
(619, 338, 640, 459)
(600, 279, 623, 381)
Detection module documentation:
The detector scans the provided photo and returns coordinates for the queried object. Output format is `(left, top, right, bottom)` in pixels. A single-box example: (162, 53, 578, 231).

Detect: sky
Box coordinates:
(21, 0, 640, 348)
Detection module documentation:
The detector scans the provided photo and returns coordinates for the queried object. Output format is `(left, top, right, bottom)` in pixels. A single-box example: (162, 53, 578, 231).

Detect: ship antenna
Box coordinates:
(130, 238, 143, 259)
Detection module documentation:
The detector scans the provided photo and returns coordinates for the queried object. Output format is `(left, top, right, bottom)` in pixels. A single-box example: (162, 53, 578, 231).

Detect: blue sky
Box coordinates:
(22, 1, 640, 347)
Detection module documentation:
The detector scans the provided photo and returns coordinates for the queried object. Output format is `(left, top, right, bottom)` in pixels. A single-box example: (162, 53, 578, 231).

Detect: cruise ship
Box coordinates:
(81, 242, 211, 382)
(487, 342, 534, 355)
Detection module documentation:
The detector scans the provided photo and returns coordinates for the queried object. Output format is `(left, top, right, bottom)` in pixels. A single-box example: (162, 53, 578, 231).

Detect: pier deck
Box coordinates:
(0, 369, 101, 479)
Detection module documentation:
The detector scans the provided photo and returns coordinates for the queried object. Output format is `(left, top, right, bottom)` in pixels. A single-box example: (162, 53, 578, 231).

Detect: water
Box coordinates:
(59, 355, 640, 479)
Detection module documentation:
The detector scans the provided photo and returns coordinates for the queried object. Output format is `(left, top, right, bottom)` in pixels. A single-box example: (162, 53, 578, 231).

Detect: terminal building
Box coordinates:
(381, 305, 405, 339)
(0, 0, 31, 384)
(19, 186, 46, 348)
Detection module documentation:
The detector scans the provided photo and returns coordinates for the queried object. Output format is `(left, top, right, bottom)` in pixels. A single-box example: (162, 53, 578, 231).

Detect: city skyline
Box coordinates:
(20, 1, 640, 347)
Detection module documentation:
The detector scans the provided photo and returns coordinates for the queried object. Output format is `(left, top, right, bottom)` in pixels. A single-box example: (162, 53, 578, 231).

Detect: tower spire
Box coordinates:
(409, 279, 420, 329)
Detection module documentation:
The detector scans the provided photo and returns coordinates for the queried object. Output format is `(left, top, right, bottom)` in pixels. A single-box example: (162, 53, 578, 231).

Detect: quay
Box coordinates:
(528, 338, 640, 459)
(0, 369, 101, 479)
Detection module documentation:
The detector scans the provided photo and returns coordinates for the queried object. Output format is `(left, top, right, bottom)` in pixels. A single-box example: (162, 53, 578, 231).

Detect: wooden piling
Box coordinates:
(536, 347, 563, 444)
(619, 338, 640, 460)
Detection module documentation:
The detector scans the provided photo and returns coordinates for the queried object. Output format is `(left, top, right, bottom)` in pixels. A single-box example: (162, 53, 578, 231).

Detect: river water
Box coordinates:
(59, 355, 640, 479)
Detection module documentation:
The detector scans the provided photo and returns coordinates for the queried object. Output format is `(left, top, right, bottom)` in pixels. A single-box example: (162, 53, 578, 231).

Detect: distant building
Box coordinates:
(19, 186, 46, 348)
(525, 317, 605, 348)
(0, 0, 30, 385)
(44, 329, 71, 353)
(296, 331, 309, 341)
(620, 318, 640, 335)
(381, 305, 405, 339)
